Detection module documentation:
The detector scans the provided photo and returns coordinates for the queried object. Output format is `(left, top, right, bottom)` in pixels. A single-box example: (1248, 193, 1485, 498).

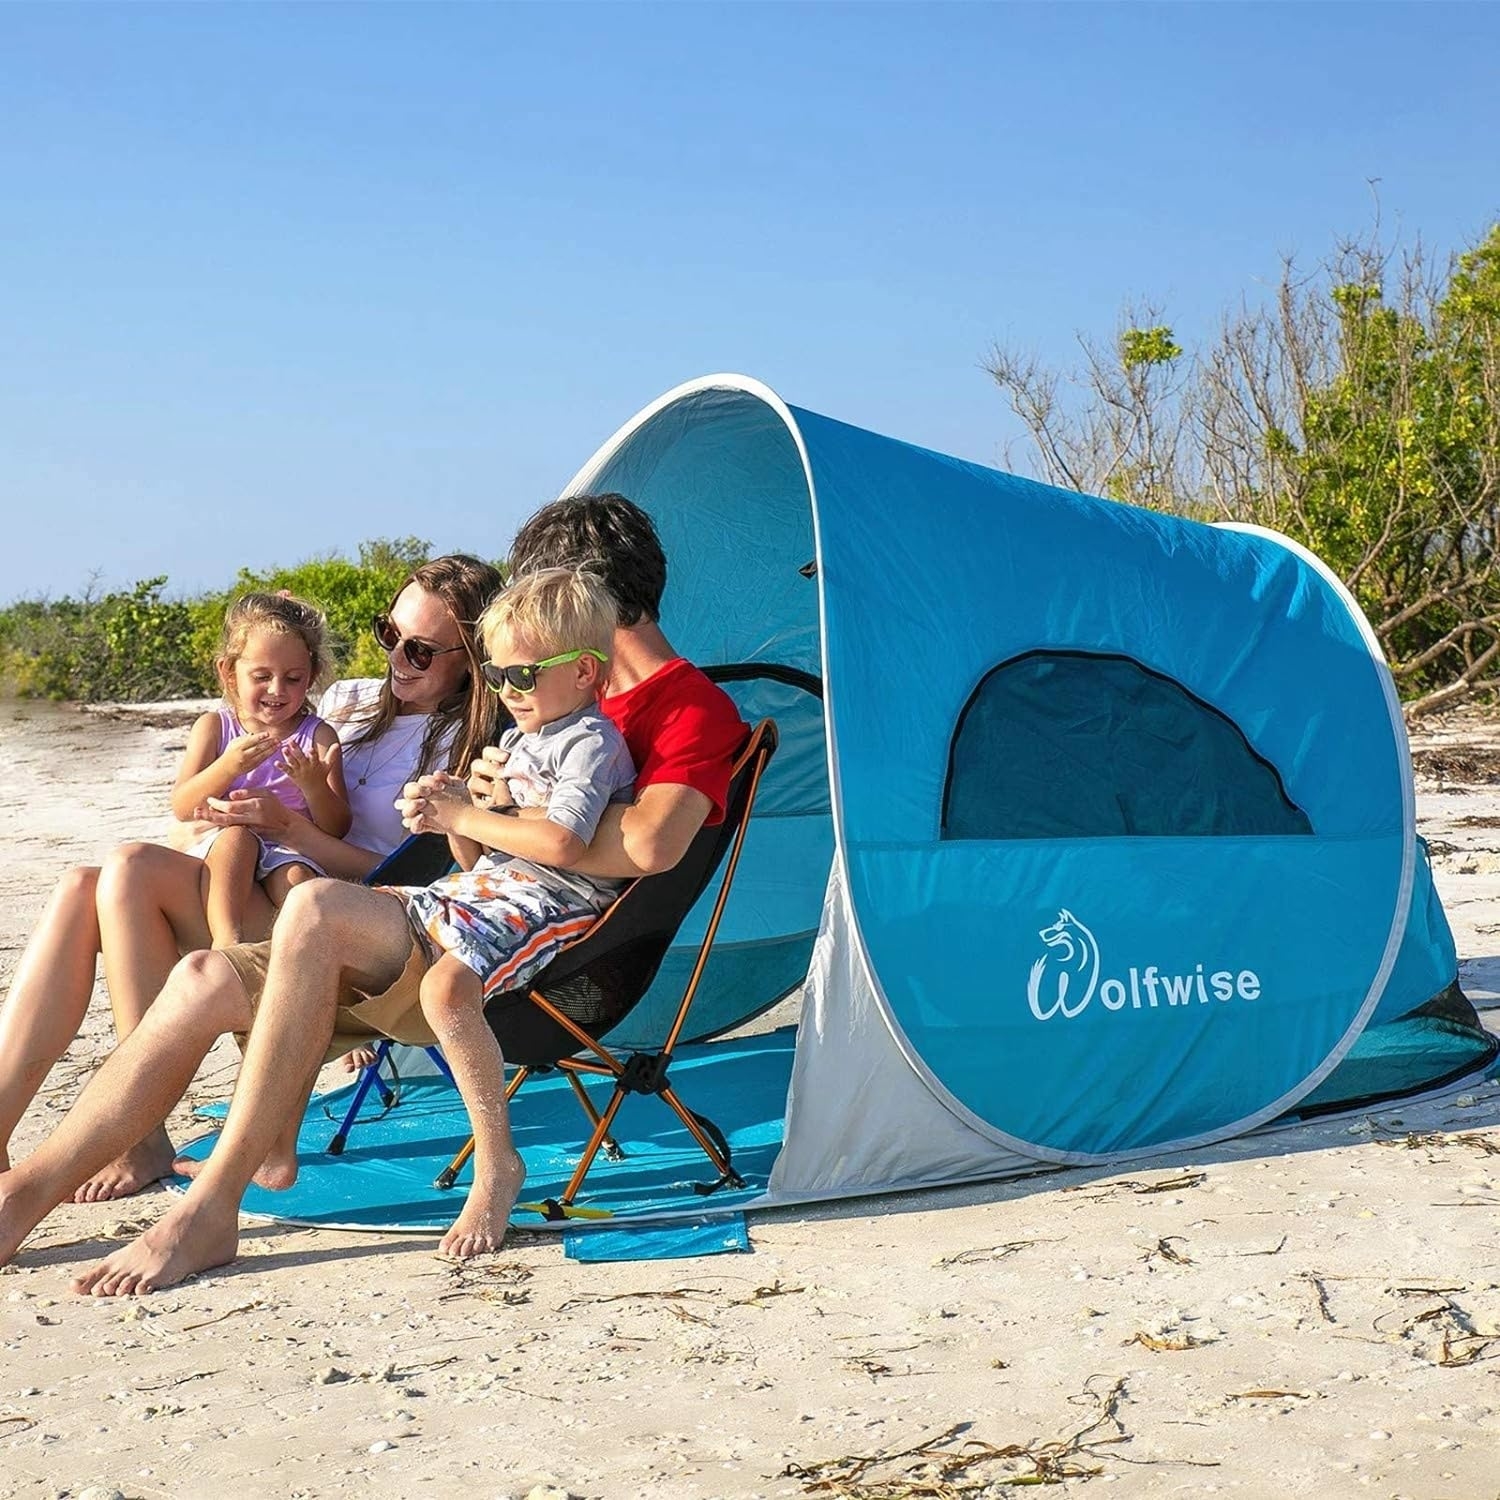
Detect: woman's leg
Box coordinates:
(75, 840, 265, 1202)
(96, 840, 277, 1034)
(0, 866, 106, 1171)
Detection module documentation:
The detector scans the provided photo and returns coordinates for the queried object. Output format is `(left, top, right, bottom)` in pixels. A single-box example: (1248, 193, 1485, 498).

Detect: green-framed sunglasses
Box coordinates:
(481, 648, 608, 695)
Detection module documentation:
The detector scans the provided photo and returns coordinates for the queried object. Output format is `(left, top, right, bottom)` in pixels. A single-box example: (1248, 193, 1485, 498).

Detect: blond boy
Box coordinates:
(384, 567, 635, 1254)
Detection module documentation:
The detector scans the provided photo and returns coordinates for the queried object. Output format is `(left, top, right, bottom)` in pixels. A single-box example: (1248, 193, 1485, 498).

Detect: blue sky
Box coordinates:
(2, 2, 1496, 601)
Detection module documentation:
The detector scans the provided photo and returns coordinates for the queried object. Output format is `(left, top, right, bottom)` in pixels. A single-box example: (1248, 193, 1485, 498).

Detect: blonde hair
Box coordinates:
(480, 567, 618, 663)
(216, 592, 335, 707)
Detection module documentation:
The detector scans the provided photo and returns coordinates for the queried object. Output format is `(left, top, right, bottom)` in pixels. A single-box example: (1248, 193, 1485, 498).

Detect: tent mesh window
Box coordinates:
(942, 651, 1313, 840)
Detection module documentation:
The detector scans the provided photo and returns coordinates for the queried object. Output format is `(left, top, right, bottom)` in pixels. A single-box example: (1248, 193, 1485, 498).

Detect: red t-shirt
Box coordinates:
(600, 658, 746, 826)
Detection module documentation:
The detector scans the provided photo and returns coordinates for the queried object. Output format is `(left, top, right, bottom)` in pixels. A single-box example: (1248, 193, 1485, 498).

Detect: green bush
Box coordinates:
(0, 537, 498, 703)
(0, 578, 211, 702)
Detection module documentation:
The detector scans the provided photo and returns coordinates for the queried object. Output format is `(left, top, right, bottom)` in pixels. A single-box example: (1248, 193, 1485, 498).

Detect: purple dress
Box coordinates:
(216, 707, 320, 812)
(186, 707, 330, 878)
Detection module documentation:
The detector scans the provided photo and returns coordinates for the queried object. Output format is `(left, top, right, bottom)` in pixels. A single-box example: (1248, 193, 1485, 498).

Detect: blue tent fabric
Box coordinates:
(573, 377, 1479, 1164)
(1371, 837, 1459, 1028)
(805, 413, 1412, 1159)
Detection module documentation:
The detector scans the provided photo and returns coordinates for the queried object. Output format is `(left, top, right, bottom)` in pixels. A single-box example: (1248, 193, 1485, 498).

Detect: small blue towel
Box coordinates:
(564, 1213, 750, 1262)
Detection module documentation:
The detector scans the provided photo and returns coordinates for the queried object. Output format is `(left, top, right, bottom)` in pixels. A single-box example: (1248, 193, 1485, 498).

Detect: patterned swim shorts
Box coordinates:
(386, 863, 600, 998)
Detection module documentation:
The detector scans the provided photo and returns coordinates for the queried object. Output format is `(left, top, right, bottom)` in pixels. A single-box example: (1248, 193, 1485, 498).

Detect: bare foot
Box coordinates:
(340, 1046, 378, 1074)
(72, 1134, 177, 1203)
(71, 1196, 239, 1296)
(0, 1169, 54, 1267)
(438, 1150, 524, 1259)
(174, 1142, 298, 1193)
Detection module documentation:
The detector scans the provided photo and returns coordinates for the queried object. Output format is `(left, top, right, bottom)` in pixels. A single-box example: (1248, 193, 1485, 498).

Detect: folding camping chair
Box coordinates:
(435, 715, 777, 1212)
(326, 715, 779, 1213)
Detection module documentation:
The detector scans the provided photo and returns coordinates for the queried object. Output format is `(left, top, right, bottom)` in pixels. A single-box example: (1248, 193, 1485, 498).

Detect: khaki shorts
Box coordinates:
(219, 930, 441, 1066)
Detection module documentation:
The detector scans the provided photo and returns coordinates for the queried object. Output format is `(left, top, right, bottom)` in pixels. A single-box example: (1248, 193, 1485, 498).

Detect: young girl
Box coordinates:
(174, 593, 351, 948)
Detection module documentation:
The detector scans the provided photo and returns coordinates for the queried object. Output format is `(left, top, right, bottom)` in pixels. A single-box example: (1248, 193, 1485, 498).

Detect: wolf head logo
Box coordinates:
(1027, 909, 1100, 1021)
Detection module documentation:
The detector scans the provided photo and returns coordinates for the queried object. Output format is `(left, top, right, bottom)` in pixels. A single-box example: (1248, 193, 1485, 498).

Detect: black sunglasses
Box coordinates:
(481, 649, 608, 695)
(372, 613, 467, 673)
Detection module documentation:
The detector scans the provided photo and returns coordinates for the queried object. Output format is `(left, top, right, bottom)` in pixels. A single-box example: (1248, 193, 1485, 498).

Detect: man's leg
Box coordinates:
(73, 881, 416, 1297)
(419, 955, 524, 1259)
(0, 948, 253, 1266)
(171, 1047, 323, 1193)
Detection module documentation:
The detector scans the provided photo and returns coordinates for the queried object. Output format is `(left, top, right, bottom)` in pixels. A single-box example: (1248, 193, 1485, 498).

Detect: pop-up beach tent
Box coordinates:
(565, 372, 1495, 1203)
(193, 373, 1496, 1229)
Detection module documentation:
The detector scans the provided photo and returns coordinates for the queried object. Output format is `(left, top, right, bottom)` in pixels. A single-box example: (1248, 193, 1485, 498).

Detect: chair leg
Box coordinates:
(659, 1081, 745, 1191)
(557, 1086, 633, 1207)
(563, 1068, 626, 1161)
(326, 1040, 395, 1155)
(547, 1061, 743, 1207)
(439, 1060, 739, 1208)
(434, 1137, 474, 1191)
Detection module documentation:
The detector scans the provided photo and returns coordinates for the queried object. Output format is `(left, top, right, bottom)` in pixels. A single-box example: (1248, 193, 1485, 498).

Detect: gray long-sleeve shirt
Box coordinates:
(476, 704, 637, 909)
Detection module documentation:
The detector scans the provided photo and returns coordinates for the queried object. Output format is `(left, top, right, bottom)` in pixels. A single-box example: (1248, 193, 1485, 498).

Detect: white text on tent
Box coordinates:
(1090, 965, 1262, 1015)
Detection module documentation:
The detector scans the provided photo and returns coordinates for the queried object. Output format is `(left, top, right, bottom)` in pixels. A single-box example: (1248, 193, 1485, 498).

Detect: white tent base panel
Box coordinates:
(766, 861, 1036, 1200)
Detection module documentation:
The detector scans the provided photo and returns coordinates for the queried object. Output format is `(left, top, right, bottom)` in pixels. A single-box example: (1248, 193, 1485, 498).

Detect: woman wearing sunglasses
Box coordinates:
(0, 554, 505, 1202)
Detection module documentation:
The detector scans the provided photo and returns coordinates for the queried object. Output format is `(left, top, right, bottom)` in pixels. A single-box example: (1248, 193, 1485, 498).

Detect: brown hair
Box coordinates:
(508, 493, 666, 627)
(344, 554, 506, 776)
(216, 592, 335, 712)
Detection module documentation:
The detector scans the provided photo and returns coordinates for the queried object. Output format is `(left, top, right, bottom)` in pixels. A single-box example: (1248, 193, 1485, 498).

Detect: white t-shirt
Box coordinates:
(318, 679, 456, 858)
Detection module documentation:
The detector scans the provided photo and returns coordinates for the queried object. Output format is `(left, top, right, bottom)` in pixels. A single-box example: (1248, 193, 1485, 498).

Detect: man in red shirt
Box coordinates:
(0, 496, 745, 1292)
(497, 494, 746, 871)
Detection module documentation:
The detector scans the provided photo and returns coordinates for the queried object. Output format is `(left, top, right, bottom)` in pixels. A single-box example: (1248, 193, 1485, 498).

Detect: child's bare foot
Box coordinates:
(72, 1133, 176, 1203)
(72, 1196, 239, 1296)
(340, 1046, 378, 1074)
(438, 1149, 524, 1259)
(438, 1192, 511, 1259)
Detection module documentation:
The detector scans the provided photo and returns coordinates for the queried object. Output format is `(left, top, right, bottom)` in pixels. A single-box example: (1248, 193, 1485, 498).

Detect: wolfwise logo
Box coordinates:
(1026, 910, 1263, 1023)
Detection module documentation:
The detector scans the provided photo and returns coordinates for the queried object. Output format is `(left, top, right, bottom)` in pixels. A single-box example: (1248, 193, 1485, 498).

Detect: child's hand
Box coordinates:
(396, 772, 473, 835)
(222, 732, 278, 777)
(468, 746, 514, 808)
(280, 737, 334, 793)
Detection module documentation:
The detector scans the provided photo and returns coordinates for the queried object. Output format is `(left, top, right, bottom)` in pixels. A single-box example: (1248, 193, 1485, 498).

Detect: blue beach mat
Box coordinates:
(177, 1028, 796, 1233)
(564, 1213, 751, 1262)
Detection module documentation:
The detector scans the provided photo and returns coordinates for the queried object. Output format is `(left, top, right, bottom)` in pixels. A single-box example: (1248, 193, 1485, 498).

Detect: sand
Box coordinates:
(1, 696, 1498, 1500)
